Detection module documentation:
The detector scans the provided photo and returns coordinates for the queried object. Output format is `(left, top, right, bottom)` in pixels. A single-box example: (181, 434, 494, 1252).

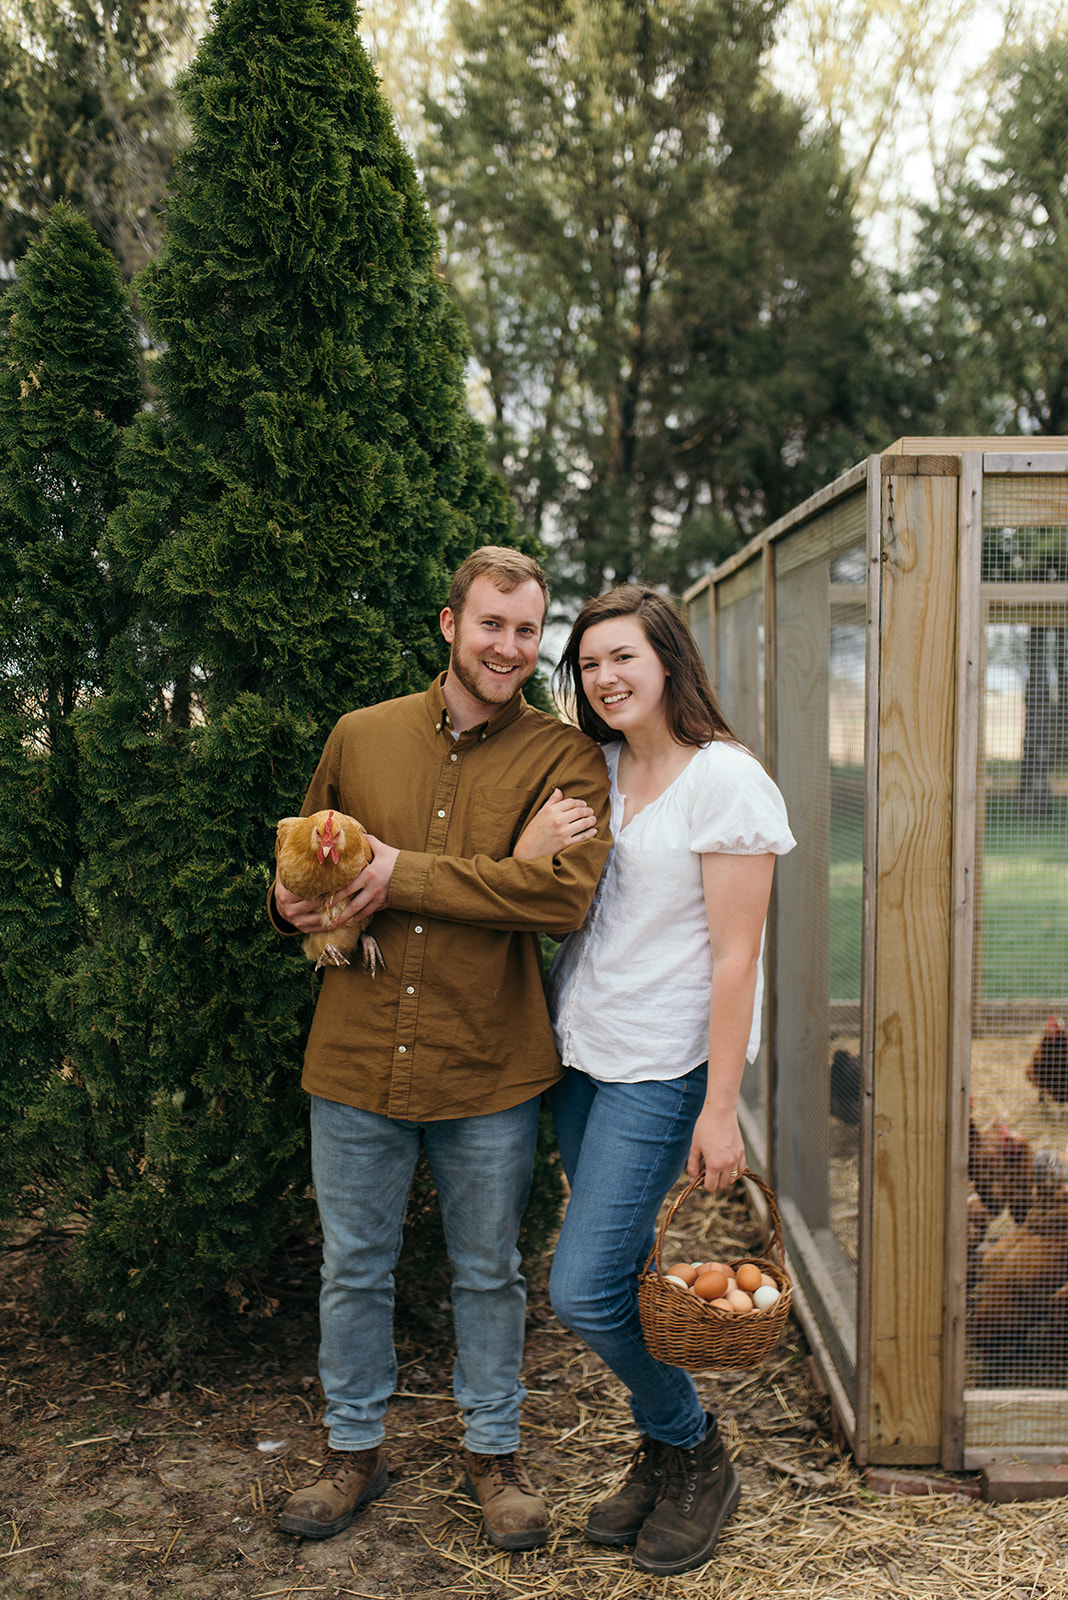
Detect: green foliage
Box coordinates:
(423, 0, 892, 603)
(908, 36, 1068, 436)
(0, 202, 142, 1225)
(905, 35, 1068, 816)
(0, 0, 190, 278)
(0, 0, 514, 1353)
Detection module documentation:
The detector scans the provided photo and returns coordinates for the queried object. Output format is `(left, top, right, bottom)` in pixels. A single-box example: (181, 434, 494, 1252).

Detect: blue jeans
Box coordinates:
(310, 1093, 541, 1454)
(550, 1066, 710, 1449)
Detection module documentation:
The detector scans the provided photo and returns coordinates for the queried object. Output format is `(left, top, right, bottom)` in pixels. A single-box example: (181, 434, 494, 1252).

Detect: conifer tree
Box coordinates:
(0, 203, 142, 1218)
(0, 0, 191, 278)
(53, 0, 512, 1345)
(423, 0, 886, 601)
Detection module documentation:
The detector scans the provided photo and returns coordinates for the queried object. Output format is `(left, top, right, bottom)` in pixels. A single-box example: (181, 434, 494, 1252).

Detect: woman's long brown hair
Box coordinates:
(554, 585, 736, 747)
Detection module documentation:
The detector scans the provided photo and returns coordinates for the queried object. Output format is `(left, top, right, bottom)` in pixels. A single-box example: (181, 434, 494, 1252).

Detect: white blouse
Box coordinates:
(547, 739, 795, 1083)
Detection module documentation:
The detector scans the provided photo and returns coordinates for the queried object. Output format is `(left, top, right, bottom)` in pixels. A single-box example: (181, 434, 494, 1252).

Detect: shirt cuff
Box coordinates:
(267, 883, 300, 936)
(388, 850, 429, 913)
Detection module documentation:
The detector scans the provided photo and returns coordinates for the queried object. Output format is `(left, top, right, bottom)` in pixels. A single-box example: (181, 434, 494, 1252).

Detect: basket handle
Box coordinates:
(644, 1169, 787, 1279)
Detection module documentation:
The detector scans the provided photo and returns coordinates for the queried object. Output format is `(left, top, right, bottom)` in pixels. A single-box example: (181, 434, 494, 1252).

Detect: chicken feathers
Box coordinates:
(1027, 1015, 1068, 1104)
(275, 809, 384, 974)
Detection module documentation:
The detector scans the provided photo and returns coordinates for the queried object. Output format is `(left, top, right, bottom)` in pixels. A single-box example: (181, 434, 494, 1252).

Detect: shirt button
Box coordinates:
(414, 925, 423, 934)
(406, 985, 415, 994)
(437, 809, 446, 818)
(450, 753, 457, 762)
(398, 1045, 407, 1054)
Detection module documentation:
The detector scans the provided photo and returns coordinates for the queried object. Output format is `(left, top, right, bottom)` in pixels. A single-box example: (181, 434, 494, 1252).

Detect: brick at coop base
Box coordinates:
(863, 1467, 980, 1500)
(981, 1463, 1068, 1503)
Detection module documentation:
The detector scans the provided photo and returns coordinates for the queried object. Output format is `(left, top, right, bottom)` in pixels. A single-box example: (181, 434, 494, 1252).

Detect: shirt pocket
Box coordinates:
(461, 785, 540, 857)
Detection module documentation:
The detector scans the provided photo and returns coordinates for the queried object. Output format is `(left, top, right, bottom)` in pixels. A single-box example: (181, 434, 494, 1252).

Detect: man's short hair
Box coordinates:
(448, 546, 550, 625)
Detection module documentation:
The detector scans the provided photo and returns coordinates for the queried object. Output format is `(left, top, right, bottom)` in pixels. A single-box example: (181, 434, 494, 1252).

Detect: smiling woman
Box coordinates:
(538, 583, 795, 1577)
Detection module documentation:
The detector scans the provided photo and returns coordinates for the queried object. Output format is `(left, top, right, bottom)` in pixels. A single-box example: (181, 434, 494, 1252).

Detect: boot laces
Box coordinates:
(324, 1446, 374, 1483)
(662, 1443, 702, 1512)
(626, 1436, 666, 1484)
(481, 1451, 525, 1490)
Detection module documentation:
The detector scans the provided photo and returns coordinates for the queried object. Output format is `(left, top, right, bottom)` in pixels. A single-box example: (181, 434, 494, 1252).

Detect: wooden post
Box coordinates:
(942, 453, 983, 1470)
(867, 458, 959, 1463)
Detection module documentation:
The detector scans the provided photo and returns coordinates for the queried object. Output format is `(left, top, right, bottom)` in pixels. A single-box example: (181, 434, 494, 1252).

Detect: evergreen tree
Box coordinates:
(44, 0, 511, 1347)
(0, 0, 192, 278)
(0, 202, 142, 1223)
(910, 38, 1068, 437)
(909, 37, 1068, 810)
(422, 0, 888, 603)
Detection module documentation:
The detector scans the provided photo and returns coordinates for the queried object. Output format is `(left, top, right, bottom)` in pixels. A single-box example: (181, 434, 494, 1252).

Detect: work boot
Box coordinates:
(584, 1434, 671, 1546)
(278, 1444, 389, 1539)
(633, 1415, 740, 1575)
(462, 1448, 549, 1550)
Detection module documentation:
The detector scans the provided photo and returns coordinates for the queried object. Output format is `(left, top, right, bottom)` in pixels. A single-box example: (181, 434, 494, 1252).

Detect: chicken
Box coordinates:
(966, 1189, 990, 1290)
(830, 1048, 861, 1127)
(1026, 1014, 1068, 1104)
(275, 809, 383, 974)
(968, 1116, 1036, 1225)
(971, 1150, 1068, 1351)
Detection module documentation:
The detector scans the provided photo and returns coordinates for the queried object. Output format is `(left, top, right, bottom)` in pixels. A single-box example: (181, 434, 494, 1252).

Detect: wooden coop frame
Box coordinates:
(685, 437, 1068, 1470)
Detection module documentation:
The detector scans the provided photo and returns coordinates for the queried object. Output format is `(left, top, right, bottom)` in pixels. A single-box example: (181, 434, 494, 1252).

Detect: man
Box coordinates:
(270, 547, 611, 1550)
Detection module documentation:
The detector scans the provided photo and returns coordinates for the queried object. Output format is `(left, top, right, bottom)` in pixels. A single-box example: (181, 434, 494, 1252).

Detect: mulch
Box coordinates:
(1, 1185, 1067, 1598)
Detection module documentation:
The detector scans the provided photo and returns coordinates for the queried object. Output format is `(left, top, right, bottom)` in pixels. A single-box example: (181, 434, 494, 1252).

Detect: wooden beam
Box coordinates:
(853, 455, 883, 1466)
(882, 455, 962, 477)
(868, 468, 958, 1462)
(942, 453, 983, 1471)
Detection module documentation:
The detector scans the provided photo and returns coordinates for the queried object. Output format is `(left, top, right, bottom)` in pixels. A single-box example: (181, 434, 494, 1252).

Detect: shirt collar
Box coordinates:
(425, 672, 526, 742)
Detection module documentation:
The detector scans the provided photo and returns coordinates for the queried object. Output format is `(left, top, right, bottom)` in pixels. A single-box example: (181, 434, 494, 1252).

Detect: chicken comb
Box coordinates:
(317, 809, 341, 865)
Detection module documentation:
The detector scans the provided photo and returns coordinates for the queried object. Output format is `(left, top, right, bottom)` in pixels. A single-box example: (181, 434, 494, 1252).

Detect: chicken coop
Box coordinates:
(685, 438, 1068, 1470)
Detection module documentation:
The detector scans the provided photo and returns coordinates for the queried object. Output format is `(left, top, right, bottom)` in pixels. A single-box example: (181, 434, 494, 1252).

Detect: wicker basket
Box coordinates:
(637, 1171, 793, 1371)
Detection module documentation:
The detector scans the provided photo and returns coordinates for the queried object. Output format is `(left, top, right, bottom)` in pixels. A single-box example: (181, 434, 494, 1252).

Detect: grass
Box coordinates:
(827, 771, 1068, 1003)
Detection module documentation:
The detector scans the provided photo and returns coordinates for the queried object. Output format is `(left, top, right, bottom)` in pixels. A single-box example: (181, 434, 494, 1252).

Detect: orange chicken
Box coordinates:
(971, 1151, 1068, 1350)
(275, 809, 383, 974)
(968, 1117, 1036, 1225)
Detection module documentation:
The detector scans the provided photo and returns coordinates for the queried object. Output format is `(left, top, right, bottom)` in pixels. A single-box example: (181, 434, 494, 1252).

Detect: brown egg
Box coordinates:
(693, 1269, 730, 1301)
(725, 1287, 754, 1313)
(667, 1263, 699, 1287)
(710, 1297, 734, 1311)
(759, 1271, 777, 1289)
(736, 1262, 762, 1293)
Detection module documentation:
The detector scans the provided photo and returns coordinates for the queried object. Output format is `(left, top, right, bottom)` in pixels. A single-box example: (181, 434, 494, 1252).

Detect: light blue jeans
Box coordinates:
(310, 1093, 542, 1454)
(550, 1066, 711, 1449)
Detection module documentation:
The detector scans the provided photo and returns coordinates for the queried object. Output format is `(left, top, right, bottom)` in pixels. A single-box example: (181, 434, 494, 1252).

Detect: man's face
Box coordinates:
(440, 574, 544, 714)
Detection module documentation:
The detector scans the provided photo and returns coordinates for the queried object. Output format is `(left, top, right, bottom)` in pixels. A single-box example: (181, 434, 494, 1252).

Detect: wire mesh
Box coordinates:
(769, 493, 867, 1395)
(966, 474, 1068, 1433)
(712, 565, 768, 1158)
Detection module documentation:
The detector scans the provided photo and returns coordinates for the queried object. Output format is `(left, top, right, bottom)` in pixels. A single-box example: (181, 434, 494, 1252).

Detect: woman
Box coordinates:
(520, 584, 794, 1577)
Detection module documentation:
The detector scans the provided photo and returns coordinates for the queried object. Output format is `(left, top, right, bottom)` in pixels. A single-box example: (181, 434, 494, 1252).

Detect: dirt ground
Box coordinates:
(2, 1189, 1067, 1600)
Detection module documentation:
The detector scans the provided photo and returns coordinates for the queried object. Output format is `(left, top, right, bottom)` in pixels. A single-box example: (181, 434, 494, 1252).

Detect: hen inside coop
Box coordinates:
(965, 472, 1068, 1450)
(691, 445, 1068, 1468)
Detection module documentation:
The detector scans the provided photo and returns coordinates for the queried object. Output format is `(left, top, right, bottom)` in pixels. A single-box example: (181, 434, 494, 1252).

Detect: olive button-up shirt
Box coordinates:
(270, 675, 612, 1120)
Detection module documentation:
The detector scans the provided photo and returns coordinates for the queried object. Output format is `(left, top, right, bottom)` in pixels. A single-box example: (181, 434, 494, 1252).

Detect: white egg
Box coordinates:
(664, 1274, 692, 1290)
(752, 1284, 781, 1311)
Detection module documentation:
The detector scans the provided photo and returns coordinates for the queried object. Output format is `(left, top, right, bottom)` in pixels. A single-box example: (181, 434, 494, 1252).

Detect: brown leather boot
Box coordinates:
(633, 1416, 740, 1575)
(462, 1448, 549, 1550)
(584, 1434, 671, 1546)
(278, 1445, 389, 1539)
